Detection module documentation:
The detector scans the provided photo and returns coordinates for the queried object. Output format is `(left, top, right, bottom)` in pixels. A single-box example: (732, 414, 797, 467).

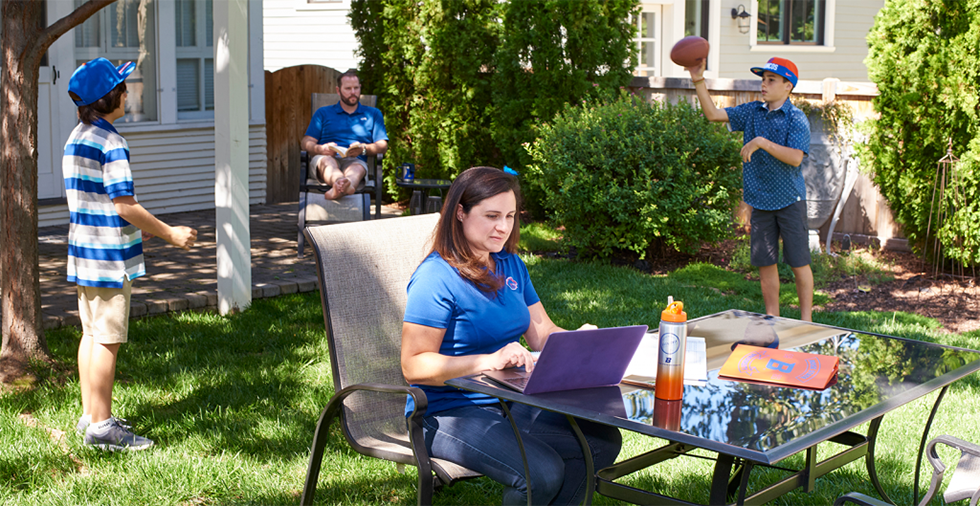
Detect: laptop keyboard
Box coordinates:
(502, 375, 530, 390)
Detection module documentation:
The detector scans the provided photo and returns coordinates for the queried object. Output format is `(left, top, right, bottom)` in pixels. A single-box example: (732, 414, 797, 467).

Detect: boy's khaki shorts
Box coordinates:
(77, 278, 132, 344)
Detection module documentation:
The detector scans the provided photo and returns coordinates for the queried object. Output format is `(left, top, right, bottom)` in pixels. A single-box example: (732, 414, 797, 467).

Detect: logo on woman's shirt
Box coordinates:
(505, 277, 518, 290)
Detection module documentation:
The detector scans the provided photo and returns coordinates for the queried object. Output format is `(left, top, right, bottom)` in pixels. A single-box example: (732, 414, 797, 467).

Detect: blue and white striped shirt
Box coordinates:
(62, 118, 145, 288)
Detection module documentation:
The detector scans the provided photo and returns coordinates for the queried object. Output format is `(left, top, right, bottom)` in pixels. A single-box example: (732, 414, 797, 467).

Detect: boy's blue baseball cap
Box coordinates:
(750, 57, 799, 87)
(68, 58, 135, 106)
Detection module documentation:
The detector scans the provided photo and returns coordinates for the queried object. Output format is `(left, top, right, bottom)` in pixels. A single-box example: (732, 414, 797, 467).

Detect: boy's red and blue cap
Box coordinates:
(68, 58, 135, 106)
(750, 57, 799, 87)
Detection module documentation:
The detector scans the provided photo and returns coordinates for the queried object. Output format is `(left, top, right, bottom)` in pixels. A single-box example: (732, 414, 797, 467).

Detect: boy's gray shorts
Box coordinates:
(750, 200, 811, 268)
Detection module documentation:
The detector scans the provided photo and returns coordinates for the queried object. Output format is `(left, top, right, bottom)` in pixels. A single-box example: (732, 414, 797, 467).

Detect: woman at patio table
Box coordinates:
(400, 166, 622, 505)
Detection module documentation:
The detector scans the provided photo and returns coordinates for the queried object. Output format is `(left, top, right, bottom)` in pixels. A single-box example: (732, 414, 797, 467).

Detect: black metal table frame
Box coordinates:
(395, 178, 452, 215)
(446, 314, 978, 506)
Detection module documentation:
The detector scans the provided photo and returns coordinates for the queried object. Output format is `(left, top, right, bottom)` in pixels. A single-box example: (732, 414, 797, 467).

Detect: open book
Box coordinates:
(329, 145, 349, 157)
(621, 335, 708, 388)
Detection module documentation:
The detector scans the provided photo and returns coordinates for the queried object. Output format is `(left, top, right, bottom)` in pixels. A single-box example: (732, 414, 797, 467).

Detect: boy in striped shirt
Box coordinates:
(64, 58, 197, 451)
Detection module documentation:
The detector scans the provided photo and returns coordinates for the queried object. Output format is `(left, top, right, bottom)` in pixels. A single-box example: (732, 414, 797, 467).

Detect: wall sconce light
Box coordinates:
(731, 4, 751, 34)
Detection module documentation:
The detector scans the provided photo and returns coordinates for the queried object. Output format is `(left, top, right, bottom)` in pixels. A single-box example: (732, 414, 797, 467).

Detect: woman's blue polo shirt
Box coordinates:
(403, 251, 540, 416)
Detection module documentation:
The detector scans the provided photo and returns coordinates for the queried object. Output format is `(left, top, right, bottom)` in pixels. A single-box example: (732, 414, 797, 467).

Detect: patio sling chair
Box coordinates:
(300, 213, 481, 506)
(834, 435, 980, 506)
(297, 92, 384, 257)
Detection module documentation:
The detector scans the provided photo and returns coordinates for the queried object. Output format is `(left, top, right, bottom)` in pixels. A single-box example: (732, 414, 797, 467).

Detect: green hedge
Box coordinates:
(350, 0, 501, 189)
(863, 0, 980, 267)
(349, 0, 638, 205)
(525, 92, 743, 260)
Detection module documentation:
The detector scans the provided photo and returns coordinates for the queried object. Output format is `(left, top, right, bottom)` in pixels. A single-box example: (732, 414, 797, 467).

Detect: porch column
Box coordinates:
(213, 0, 251, 314)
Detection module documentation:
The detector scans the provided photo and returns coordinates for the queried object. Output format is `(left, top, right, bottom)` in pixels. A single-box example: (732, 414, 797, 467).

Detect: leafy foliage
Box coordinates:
(525, 92, 743, 260)
(491, 0, 638, 170)
(862, 0, 980, 267)
(350, 0, 502, 191)
(349, 0, 638, 204)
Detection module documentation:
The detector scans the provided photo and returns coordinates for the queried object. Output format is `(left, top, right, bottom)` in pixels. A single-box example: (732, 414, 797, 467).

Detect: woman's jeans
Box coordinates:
(421, 403, 622, 505)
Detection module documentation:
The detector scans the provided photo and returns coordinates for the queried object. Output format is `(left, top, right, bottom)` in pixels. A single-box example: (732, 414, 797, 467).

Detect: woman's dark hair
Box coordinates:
(72, 81, 127, 125)
(432, 166, 522, 293)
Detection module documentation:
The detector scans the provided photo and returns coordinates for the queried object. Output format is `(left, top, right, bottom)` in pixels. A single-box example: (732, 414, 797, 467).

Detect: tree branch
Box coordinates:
(32, 0, 117, 57)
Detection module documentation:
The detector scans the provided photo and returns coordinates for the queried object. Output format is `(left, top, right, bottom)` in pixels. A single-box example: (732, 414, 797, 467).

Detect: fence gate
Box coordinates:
(264, 65, 342, 204)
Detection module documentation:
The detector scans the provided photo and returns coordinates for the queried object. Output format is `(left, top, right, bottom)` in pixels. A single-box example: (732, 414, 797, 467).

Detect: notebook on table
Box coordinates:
(719, 344, 839, 390)
(483, 325, 648, 395)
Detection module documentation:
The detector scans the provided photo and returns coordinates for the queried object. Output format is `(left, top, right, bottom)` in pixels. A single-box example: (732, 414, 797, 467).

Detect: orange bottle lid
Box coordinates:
(661, 298, 687, 322)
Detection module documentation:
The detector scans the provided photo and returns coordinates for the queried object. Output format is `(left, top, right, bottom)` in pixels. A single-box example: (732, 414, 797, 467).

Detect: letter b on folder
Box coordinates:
(767, 359, 795, 374)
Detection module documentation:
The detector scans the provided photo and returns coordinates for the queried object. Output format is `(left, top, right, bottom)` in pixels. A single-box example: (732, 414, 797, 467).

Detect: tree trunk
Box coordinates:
(0, 0, 48, 381)
(0, 0, 117, 383)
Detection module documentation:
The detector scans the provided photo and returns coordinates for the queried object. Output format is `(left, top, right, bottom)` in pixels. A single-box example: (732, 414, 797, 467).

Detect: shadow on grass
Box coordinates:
(32, 292, 333, 463)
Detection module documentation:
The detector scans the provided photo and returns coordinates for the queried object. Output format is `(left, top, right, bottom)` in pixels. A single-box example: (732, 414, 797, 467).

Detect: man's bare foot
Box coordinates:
(323, 177, 350, 200)
(334, 177, 351, 194)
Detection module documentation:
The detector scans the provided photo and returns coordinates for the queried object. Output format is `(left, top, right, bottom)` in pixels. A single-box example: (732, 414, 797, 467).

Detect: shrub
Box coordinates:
(862, 0, 980, 267)
(525, 92, 743, 260)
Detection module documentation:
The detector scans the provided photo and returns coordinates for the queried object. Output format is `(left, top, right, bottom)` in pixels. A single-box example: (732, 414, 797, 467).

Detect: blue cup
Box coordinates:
(401, 163, 415, 181)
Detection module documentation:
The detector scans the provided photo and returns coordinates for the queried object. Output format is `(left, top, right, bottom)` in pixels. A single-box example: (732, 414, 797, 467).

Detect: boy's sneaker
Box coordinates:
(76, 415, 131, 435)
(84, 418, 154, 451)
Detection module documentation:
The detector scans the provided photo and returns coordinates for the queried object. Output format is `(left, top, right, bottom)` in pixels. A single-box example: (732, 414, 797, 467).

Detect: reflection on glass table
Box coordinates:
(447, 310, 980, 506)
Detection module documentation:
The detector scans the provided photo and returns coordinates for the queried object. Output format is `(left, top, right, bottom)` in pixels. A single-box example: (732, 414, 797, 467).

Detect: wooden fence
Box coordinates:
(264, 65, 342, 204)
(629, 76, 907, 251)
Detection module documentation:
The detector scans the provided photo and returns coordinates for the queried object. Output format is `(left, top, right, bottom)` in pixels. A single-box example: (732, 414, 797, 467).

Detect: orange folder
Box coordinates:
(719, 344, 839, 390)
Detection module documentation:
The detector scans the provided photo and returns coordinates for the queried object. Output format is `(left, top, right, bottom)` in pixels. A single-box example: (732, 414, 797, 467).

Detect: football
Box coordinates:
(670, 36, 709, 69)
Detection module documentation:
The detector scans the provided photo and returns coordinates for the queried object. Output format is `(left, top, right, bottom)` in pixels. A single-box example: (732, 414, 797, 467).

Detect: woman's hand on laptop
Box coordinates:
(577, 323, 598, 330)
(486, 342, 537, 373)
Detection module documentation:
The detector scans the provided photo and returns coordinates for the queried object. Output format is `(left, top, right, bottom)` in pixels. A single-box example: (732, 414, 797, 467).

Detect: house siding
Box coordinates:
(715, 1, 883, 82)
(263, 1, 883, 82)
(263, 0, 360, 72)
(40, 124, 268, 228)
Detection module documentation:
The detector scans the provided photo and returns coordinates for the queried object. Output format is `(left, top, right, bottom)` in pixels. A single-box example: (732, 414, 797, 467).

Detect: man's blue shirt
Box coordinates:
(403, 251, 540, 416)
(725, 99, 810, 211)
(304, 102, 388, 161)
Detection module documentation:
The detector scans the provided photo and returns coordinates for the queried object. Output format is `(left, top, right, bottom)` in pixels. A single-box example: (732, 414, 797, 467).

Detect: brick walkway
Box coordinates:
(37, 202, 402, 330)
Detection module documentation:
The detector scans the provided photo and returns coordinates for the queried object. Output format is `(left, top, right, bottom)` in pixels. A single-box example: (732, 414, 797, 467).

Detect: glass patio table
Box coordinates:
(446, 310, 980, 506)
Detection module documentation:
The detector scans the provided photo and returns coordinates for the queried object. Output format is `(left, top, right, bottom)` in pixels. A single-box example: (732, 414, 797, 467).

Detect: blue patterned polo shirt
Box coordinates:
(62, 117, 145, 288)
(725, 99, 810, 211)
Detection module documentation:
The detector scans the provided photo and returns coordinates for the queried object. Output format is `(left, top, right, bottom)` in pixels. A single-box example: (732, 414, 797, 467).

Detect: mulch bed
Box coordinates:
(818, 250, 980, 334)
(615, 238, 979, 335)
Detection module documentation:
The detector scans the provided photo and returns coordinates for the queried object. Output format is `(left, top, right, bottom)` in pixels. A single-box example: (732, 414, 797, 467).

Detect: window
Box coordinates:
(685, 0, 709, 39)
(176, 0, 214, 120)
(757, 0, 825, 45)
(74, 0, 158, 122)
(632, 7, 662, 77)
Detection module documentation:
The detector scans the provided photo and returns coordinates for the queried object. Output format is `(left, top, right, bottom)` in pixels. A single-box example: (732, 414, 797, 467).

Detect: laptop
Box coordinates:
(483, 325, 648, 395)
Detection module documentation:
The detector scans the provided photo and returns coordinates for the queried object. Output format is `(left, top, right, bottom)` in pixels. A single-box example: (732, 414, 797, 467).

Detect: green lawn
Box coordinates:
(1, 242, 977, 505)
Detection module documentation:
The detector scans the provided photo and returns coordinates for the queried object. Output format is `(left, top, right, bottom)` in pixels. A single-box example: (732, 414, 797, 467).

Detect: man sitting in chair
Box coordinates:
(301, 70, 388, 200)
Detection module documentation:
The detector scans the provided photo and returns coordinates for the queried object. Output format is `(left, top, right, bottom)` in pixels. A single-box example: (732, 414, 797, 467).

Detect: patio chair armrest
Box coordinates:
(330, 382, 427, 412)
(924, 435, 980, 506)
(833, 492, 891, 506)
(928, 435, 980, 469)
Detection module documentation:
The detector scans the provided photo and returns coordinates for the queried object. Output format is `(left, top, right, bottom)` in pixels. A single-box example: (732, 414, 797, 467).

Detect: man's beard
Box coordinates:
(341, 94, 359, 107)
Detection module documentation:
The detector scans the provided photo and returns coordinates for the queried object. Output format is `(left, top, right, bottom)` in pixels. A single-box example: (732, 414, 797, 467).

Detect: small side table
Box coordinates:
(395, 178, 453, 215)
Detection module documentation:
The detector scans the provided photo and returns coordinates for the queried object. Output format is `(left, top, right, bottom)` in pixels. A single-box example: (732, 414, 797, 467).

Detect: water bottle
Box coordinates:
(655, 296, 687, 401)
